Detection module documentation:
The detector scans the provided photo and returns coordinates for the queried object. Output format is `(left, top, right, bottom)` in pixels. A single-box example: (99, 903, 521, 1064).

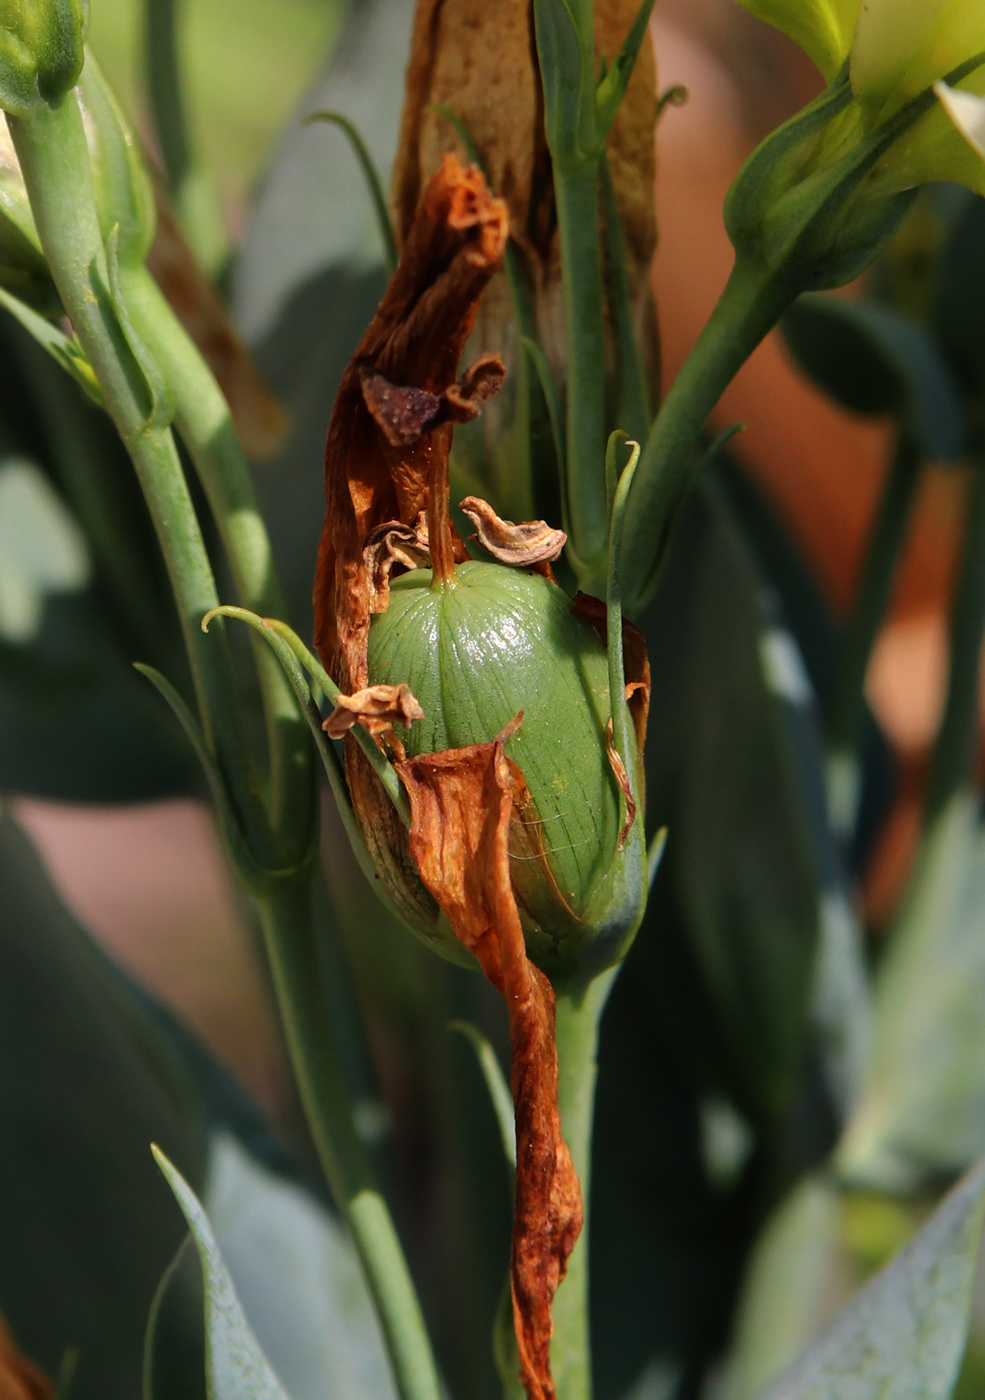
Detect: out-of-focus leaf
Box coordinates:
(725, 1175, 842, 1400)
(0, 314, 198, 802)
(839, 793, 985, 1195)
(153, 1133, 399, 1400)
(153, 1146, 291, 1400)
(660, 484, 824, 1125)
(200, 1132, 397, 1400)
(144, 1237, 208, 1400)
(232, 0, 413, 634)
(782, 295, 966, 461)
(933, 194, 985, 395)
(0, 805, 207, 1400)
(757, 1155, 985, 1400)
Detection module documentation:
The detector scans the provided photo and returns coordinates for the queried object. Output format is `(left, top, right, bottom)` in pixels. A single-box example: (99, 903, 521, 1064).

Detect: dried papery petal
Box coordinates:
(360, 352, 506, 447)
(605, 718, 637, 850)
(313, 154, 508, 691)
(363, 520, 432, 612)
(323, 683, 425, 740)
(0, 1314, 53, 1400)
(396, 719, 583, 1400)
(571, 591, 651, 751)
(460, 495, 567, 567)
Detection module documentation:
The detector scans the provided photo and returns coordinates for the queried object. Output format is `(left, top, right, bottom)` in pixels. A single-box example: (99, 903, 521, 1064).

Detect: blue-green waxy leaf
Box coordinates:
(839, 793, 985, 1195)
(152, 1147, 291, 1400)
(782, 295, 966, 461)
(367, 560, 646, 977)
(757, 1155, 985, 1400)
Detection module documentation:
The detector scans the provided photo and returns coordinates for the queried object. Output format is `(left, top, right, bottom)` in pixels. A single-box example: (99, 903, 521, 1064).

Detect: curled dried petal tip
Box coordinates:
(459, 497, 567, 567)
(323, 683, 425, 740)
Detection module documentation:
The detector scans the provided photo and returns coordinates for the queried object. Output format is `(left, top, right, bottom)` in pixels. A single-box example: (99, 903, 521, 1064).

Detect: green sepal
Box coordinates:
(0, 0, 88, 117)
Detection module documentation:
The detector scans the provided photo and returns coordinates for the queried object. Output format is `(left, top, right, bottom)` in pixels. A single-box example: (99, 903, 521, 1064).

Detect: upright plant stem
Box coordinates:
(9, 91, 273, 863)
(124, 268, 311, 849)
(260, 876, 444, 1400)
(825, 432, 921, 835)
(621, 257, 793, 615)
(924, 456, 985, 825)
(551, 971, 618, 1400)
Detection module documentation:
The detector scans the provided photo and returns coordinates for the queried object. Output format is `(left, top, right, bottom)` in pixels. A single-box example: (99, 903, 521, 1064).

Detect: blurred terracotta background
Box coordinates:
(14, 0, 973, 1112)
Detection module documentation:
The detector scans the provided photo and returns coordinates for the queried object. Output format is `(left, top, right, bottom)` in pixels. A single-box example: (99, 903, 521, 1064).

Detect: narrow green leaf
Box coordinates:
(0, 285, 102, 403)
(759, 1155, 985, 1400)
(449, 1021, 515, 1170)
(304, 111, 398, 278)
(152, 1147, 291, 1400)
(594, 0, 658, 142)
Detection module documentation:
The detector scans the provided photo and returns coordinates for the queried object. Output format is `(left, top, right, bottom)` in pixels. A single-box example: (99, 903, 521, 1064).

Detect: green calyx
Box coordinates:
(367, 560, 647, 983)
(0, 0, 88, 117)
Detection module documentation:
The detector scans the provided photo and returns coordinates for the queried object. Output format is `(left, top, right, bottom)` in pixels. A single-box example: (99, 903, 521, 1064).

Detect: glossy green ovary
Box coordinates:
(368, 562, 619, 917)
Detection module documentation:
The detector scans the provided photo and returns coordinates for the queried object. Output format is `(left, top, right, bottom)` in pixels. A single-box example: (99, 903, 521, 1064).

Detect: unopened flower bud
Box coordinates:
(0, 0, 88, 117)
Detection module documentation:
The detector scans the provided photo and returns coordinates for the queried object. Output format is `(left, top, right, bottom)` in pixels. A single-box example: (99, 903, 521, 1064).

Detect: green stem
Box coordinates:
(9, 91, 273, 863)
(924, 455, 985, 825)
(599, 152, 650, 448)
(556, 162, 608, 592)
(825, 432, 921, 834)
(259, 876, 443, 1400)
(551, 971, 618, 1400)
(123, 267, 311, 852)
(621, 257, 794, 616)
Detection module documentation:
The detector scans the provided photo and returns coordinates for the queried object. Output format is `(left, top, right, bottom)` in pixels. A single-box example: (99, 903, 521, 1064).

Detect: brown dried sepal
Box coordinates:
(323, 683, 425, 740)
(0, 1313, 53, 1400)
(605, 718, 637, 850)
(314, 154, 508, 691)
(571, 592, 651, 753)
(397, 719, 582, 1400)
(460, 496, 567, 568)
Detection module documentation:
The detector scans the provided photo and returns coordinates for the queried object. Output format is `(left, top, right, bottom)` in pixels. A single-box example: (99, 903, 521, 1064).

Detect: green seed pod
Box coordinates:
(367, 559, 647, 981)
(0, 0, 88, 116)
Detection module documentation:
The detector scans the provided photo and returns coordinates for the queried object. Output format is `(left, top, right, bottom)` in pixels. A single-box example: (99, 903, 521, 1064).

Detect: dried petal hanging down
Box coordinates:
(313, 154, 508, 692)
(397, 718, 582, 1400)
(460, 495, 567, 567)
(323, 683, 425, 740)
(0, 1314, 54, 1400)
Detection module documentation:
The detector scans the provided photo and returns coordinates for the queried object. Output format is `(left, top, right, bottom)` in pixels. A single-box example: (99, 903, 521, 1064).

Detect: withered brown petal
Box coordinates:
(460, 496, 567, 568)
(571, 591, 651, 753)
(396, 720, 583, 1400)
(605, 718, 638, 850)
(323, 683, 425, 739)
(360, 370, 444, 447)
(0, 1314, 54, 1400)
(314, 154, 508, 692)
(363, 520, 432, 613)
